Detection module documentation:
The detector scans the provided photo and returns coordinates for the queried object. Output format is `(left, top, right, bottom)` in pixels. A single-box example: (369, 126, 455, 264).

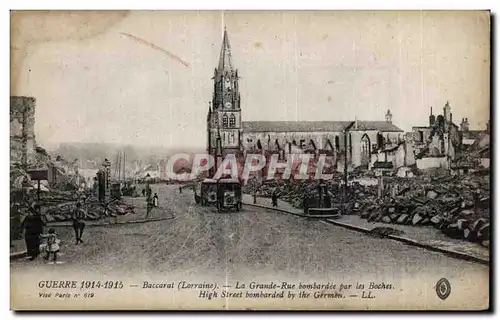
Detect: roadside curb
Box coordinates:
(243, 202, 489, 266)
(45, 216, 175, 228)
(10, 251, 27, 260)
(244, 202, 309, 218)
(10, 217, 175, 261)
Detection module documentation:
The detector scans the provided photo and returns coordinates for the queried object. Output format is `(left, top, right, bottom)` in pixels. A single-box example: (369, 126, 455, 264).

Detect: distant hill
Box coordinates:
(45, 142, 206, 164)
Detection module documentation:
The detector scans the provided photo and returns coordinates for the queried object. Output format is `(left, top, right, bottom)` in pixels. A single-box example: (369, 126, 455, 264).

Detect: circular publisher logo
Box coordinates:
(436, 278, 451, 300)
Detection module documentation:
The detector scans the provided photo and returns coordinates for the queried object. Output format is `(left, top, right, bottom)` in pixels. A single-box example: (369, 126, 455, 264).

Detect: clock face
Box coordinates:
(224, 102, 232, 109)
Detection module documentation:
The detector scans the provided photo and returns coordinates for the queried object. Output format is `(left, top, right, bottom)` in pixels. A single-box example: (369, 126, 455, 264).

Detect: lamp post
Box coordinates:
(102, 158, 111, 197)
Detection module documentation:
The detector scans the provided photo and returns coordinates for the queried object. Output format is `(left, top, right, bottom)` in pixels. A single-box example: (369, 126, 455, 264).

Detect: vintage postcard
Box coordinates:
(10, 10, 490, 310)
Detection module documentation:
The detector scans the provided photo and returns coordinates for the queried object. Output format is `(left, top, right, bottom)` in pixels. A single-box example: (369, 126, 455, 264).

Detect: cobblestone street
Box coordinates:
(11, 185, 488, 282)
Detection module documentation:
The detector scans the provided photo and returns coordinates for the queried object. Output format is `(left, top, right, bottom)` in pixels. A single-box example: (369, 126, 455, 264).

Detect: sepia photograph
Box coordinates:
(9, 9, 491, 310)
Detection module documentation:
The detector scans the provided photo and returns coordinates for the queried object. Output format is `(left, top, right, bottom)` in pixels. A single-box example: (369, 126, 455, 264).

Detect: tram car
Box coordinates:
(194, 178, 242, 212)
(215, 178, 242, 212)
(194, 179, 218, 206)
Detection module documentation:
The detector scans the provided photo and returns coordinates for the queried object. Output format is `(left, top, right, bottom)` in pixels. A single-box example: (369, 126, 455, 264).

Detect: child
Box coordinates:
(153, 193, 159, 207)
(41, 228, 60, 263)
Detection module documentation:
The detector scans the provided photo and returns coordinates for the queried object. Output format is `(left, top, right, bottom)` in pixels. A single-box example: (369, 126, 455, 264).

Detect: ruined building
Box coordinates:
(10, 96, 36, 168)
(206, 29, 405, 173)
(411, 101, 469, 169)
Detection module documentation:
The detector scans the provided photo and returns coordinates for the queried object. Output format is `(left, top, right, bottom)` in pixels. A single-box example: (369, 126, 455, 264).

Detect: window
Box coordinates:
(335, 136, 340, 150)
(230, 132, 235, 144)
(222, 114, 228, 128)
(360, 134, 371, 166)
(309, 140, 316, 150)
(257, 140, 262, 150)
(300, 139, 305, 148)
(229, 114, 236, 127)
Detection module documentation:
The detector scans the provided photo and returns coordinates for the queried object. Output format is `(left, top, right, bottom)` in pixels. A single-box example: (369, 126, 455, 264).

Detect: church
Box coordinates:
(206, 29, 405, 173)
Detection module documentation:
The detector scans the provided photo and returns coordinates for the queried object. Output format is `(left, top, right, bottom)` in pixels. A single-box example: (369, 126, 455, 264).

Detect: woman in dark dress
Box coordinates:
(22, 204, 45, 260)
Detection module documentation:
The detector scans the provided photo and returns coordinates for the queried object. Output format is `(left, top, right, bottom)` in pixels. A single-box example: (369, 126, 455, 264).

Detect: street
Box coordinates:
(10, 184, 490, 309)
(11, 185, 488, 280)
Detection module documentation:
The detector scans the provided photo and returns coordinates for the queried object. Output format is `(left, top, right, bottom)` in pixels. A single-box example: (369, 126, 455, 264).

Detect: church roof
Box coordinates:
(218, 28, 233, 72)
(242, 121, 404, 133)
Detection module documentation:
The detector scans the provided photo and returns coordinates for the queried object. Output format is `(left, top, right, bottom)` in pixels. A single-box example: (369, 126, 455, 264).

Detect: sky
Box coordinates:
(11, 10, 490, 150)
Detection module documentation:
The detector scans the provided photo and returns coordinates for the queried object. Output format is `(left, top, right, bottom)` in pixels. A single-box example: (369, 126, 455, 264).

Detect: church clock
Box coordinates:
(224, 102, 232, 109)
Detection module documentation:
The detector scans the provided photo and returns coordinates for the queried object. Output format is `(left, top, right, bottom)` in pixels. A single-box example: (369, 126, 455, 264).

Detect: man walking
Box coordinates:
(271, 190, 278, 207)
(72, 202, 86, 244)
(22, 204, 45, 260)
(146, 195, 153, 219)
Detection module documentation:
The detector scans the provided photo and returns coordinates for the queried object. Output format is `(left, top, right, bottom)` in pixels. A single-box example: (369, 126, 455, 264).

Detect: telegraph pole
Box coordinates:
(343, 129, 348, 215)
(342, 122, 354, 215)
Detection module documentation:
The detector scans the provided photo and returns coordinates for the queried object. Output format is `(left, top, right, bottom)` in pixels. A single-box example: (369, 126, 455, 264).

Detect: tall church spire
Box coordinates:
(218, 27, 233, 72)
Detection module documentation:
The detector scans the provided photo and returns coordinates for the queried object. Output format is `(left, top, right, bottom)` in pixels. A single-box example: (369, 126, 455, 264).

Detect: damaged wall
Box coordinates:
(416, 156, 449, 170)
(10, 96, 36, 167)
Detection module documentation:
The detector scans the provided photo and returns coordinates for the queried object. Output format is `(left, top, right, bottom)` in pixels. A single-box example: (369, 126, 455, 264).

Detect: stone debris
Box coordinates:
(41, 194, 136, 223)
(242, 168, 490, 247)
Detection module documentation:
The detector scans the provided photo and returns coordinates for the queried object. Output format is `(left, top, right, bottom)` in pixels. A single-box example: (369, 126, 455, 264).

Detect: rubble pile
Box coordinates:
(242, 169, 489, 248)
(242, 176, 345, 209)
(42, 194, 135, 223)
(356, 171, 490, 247)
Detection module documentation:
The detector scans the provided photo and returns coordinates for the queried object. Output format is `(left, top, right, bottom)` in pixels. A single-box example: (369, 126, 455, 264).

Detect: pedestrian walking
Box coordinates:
(253, 191, 257, 204)
(146, 195, 153, 219)
(271, 190, 278, 207)
(72, 202, 86, 244)
(21, 204, 45, 260)
(153, 193, 159, 207)
(41, 228, 60, 263)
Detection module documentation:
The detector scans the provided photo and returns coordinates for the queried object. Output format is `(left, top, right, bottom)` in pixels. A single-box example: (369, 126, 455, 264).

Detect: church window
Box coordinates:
(213, 115, 219, 127)
(257, 140, 262, 150)
(292, 140, 297, 146)
(229, 114, 236, 127)
(279, 149, 285, 160)
(300, 139, 305, 148)
(360, 134, 371, 167)
(326, 140, 334, 151)
(230, 132, 235, 144)
(222, 114, 228, 128)
(335, 136, 340, 150)
(309, 140, 316, 150)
